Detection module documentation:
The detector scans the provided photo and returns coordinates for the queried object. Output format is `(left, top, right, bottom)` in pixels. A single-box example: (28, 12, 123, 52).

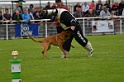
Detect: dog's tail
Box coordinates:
(29, 36, 42, 43)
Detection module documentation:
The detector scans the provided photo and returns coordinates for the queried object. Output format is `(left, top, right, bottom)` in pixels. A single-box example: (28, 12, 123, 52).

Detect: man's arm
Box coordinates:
(60, 11, 77, 30)
(61, 11, 77, 26)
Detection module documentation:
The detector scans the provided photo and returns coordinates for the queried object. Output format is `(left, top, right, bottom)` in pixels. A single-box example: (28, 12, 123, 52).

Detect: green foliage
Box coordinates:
(0, 35, 124, 82)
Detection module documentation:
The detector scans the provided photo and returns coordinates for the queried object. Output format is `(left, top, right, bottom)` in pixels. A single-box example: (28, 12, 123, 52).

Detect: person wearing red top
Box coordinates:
(89, 0, 96, 11)
(52, 3, 57, 9)
(111, 2, 119, 15)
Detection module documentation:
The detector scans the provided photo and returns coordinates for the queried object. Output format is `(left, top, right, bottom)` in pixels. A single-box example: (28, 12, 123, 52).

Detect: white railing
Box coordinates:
(0, 19, 50, 40)
(0, 16, 124, 40)
(76, 16, 124, 36)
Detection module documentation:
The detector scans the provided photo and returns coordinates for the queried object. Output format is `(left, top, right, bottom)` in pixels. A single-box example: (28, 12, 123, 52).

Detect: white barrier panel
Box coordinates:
(0, 19, 50, 40)
(92, 20, 114, 33)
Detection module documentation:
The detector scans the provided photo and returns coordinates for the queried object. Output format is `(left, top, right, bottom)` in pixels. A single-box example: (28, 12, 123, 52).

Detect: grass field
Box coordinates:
(0, 34, 124, 82)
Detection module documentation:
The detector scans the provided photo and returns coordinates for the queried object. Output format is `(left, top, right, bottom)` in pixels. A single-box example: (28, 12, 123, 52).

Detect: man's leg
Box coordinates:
(84, 41, 93, 57)
(74, 26, 93, 57)
(61, 35, 74, 58)
(63, 36, 74, 52)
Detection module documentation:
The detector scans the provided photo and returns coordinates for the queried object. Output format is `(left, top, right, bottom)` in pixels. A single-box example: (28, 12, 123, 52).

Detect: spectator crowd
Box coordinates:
(73, 0, 124, 18)
(0, 0, 124, 24)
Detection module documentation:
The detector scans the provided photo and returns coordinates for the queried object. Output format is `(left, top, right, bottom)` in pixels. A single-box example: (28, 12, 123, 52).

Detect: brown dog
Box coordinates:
(29, 30, 72, 59)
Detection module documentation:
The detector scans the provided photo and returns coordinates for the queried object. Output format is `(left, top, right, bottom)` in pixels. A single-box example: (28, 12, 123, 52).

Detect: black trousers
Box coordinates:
(56, 26, 73, 52)
(56, 23, 88, 52)
(73, 24, 88, 47)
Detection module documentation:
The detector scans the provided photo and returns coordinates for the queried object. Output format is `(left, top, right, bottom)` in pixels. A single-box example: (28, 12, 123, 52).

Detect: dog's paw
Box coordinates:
(60, 55, 67, 58)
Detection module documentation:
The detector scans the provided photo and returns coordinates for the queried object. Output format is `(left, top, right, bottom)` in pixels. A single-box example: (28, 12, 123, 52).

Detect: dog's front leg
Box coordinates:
(59, 46, 68, 58)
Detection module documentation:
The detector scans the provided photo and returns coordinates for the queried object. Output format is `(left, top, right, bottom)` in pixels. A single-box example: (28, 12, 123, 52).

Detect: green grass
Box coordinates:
(0, 35, 124, 82)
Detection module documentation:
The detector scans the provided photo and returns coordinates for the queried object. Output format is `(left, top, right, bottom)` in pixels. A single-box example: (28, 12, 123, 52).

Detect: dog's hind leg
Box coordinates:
(41, 43, 50, 59)
(42, 50, 47, 59)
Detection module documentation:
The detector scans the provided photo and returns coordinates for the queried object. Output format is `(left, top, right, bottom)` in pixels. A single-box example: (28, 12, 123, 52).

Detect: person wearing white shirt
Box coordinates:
(99, 6, 111, 17)
(82, 2, 89, 15)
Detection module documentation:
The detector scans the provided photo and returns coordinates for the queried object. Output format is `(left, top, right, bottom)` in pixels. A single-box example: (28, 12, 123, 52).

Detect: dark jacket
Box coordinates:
(12, 14, 22, 24)
(96, 3, 103, 10)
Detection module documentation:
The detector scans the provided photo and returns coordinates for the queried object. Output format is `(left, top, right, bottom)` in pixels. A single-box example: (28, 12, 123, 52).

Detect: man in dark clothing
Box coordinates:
(104, 0, 111, 12)
(45, 2, 52, 9)
(44, 0, 93, 58)
(3, 8, 12, 24)
(74, 2, 82, 13)
(96, 0, 103, 16)
(12, 10, 22, 24)
(2, 8, 12, 39)
(52, 0, 74, 57)
(54, 0, 68, 33)
(34, 11, 41, 23)
(118, 0, 124, 15)
(0, 11, 2, 24)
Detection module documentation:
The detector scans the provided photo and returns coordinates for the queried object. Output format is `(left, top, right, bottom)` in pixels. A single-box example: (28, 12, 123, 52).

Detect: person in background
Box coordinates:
(52, 3, 57, 9)
(104, 0, 111, 12)
(110, 11, 117, 19)
(45, 2, 52, 9)
(28, 4, 34, 14)
(0, 11, 2, 24)
(2, 8, 12, 24)
(2, 8, 12, 37)
(85, 9, 96, 28)
(74, 6, 84, 18)
(85, 9, 96, 17)
(22, 8, 31, 24)
(96, 0, 103, 16)
(34, 7, 45, 19)
(99, 6, 111, 17)
(37, 7, 44, 18)
(32, 7, 37, 17)
(89, 0, 96, 11)
(34, 11, 41, 23)
(13, 2, 22, 14)
(111, 2, 119, 15)
(121, 8, 124, 18)
(118, 0, 124, 15)
(12, 10, 22, 24)
(28, 9, 34, 21)
(74, 2, 81, 13)
(82, 2, 89, 16)
(28, 4, 34, 20)
(107, 0, 110, 4)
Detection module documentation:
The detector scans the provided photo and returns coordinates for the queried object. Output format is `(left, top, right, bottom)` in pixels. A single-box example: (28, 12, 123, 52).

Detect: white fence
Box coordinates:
(0, 17, 124, 40)
(77, 17, 124, 35)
